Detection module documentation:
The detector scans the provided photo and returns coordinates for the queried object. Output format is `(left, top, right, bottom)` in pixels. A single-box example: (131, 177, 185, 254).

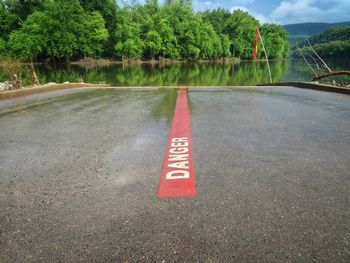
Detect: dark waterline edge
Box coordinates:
(1, 82, 350, 101)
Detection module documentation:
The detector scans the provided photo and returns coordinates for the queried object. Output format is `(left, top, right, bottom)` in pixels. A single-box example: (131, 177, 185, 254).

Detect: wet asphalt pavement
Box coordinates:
(0, 87, 349, 262)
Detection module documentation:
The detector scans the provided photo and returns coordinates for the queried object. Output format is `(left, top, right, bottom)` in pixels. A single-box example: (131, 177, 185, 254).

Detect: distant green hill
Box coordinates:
(291, 26, 350, 58)
(308, 26, 350, 45)
(284, 22, 350, 47)
(283, 21, 350, 36)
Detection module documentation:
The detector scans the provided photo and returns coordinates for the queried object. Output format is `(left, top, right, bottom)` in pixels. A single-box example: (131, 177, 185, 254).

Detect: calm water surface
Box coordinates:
(0, 59, 349, 86)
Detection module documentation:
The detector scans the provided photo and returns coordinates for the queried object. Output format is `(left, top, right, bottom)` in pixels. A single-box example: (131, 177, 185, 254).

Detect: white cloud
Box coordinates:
(270, 0, 350, 24)
(193, 0, 257, 11)
(233, 0, 255, 4)
(255, 14, 269, 24)
(271, 0, 321, 22)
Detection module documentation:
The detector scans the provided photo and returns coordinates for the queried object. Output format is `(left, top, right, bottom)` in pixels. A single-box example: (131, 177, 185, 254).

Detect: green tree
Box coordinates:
(145, 30, 162, 60)
(0, 37, 5, 53)
(198, 22, 217, 59)
(260, 24, 289, 59)
(43, 0, 86, 62)
(182, 19, 201, 59)
(78, 0, 119, 56)
(225, 9, 260, 59)
(220, 34, 231, 57)
(8, 0, 108, 62)
(80, 11, 109, 58)
(1, 0, 289, 62)
(1, 0, 48, 20)
(114, 8, 144, 59)
(157, 18, 179, 58)
(0, 5, 20, 40)
(162, 1, 195, 58)
(8, 11, 47, 61)
(202, 8, 231, 34)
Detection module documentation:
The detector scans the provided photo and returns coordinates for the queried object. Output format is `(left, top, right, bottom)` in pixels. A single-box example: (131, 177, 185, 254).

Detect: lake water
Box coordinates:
(0, 59, 349, 87)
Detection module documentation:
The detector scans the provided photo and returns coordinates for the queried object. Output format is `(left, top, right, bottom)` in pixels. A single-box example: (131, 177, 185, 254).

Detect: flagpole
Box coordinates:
(257, 29, 272, 83)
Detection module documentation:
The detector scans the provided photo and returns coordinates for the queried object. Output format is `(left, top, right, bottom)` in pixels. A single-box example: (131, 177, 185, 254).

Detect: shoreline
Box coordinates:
(0, 57, 294, 69)
(0, 83, 109, 100)
(1, 81, 349, 100)
(0, 57, 242, 67)
(259, 81, 350, 95)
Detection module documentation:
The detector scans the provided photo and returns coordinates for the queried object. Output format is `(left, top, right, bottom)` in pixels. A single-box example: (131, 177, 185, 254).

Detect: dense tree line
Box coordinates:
(0, 0, 289, 62)
(202, 8, 289, 59)
(308, 26, 350, 45)
(292, 26, 350, 58)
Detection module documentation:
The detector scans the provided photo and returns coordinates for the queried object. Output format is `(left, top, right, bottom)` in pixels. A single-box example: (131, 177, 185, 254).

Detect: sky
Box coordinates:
(192, 0, 350, 24)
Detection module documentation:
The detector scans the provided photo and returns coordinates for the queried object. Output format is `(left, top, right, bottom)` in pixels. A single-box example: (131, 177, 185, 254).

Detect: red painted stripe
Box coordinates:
(157, 88, 196, 198)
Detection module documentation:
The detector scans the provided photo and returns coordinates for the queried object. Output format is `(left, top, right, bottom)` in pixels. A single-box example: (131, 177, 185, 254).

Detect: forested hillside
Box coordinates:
(292, 26, 350, 58)
(307, 26, 350, 45)
(284, 21, 350, 47)
(0, 0, 289, 62)
(283, 21, 350, 36)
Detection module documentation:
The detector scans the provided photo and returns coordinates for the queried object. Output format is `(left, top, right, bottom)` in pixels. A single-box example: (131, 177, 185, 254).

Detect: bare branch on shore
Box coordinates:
(311, 71, 350, 81)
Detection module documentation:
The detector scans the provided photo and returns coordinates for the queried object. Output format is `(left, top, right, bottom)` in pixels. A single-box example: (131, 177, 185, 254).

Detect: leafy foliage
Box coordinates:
(1, 0, 48, 20)
(260, 24, 289, 59)
(202, 8, 231, 34)
(7, 0, 108, 61)
(114, 8, 144, 60)
(0, 5, 20, 40)
(80, 11, 109, 57)
(8, 11, 47, 61)
(78, 0, 119, 56)
(0, 37, 5, 53)
(1, 0, 289, 61)
(225, 10, 260, 58)
(292, 26, 350, 58)
(204, 9, 289, 59)
(44, 0, 87, 61)
(308, 26, 350, 45)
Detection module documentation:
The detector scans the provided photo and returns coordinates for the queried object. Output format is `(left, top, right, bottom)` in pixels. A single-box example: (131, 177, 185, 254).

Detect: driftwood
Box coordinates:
(297, 47, 318, 77)
(298, 41, 349, 85)
(30, 62, 40, 86)
(311, 71, 350, 81)
(306, 40, 332, 73)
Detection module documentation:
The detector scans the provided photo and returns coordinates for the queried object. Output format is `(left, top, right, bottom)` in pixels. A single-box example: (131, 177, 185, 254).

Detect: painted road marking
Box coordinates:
(157, 88, 196, 198)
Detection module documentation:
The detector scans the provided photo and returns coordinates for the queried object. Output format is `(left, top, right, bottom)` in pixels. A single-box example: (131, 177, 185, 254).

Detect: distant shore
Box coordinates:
(0, 57, 242, 67)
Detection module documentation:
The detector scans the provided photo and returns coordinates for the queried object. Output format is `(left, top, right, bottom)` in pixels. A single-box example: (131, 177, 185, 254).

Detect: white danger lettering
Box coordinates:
(171, 141, 189, 147)
(166, 137, 190, 180)
(166, 170, 190, 180)
(169, 154, 189, 161)
(170, 148, 188, 154)
(168, 161, 189, 169)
